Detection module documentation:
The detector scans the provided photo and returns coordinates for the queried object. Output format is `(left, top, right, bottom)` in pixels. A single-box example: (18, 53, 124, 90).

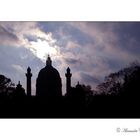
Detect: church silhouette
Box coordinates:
(25, 55, 72, 97)
(36, 55, 62, 97)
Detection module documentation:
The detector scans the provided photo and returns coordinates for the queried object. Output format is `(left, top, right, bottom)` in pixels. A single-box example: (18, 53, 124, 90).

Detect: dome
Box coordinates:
(36, 56, 62, 97)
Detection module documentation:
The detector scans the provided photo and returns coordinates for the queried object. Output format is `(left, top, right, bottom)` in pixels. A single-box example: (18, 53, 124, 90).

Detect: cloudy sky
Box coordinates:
(0, 22, 140, 95)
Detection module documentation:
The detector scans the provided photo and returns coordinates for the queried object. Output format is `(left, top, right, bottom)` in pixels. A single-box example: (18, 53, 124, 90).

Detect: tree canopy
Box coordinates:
(0, 74, 15, 95)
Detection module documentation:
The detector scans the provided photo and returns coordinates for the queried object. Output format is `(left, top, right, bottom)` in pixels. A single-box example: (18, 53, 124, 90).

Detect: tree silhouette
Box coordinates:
(96, 61, 140, 97)
(0, 74, 15, 95)
(121, 64, 140, 97)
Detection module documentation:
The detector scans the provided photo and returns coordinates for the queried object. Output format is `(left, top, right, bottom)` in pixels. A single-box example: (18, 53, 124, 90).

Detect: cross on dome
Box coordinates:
(46, 55, 52, 66)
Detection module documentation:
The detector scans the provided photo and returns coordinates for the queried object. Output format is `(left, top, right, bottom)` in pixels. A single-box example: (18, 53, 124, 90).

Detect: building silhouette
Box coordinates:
(65, 67, 72, 95)
(15, 81, 25, 96)
(36, 55, 62, 97)
(26, 67, 32, 96)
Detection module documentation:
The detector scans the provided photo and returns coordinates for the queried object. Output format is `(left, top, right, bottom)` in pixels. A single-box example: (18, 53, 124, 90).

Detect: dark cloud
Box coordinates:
(99, 56, 125, 71)
(115, 23, 140, 40)
(64, 58, 81, 65)
(24, 34, 38, 42)
(38, 22, 94, 46)
(111, 23, 140, 56)
(0, 25, 19, 45)
(80, 72, 100, 85)
(38, 22, 68, 44)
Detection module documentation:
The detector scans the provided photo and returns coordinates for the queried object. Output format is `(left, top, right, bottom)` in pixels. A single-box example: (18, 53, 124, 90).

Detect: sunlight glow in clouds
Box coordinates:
(29, 39, 58, 61)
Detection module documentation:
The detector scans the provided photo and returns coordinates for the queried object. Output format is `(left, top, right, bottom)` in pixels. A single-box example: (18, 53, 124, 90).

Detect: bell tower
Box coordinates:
(65, 67, 72, 94)
(26, 67, 32, 96)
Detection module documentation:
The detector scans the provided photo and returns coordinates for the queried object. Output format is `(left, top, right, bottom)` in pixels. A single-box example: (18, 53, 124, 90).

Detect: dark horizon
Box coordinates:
(0, 60, 140, 118)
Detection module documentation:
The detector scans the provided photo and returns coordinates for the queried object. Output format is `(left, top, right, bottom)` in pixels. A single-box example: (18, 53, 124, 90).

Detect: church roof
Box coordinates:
(36, 56, 62, 96)
(38, 65, 61, 79)
(38, 56, 60, 82)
